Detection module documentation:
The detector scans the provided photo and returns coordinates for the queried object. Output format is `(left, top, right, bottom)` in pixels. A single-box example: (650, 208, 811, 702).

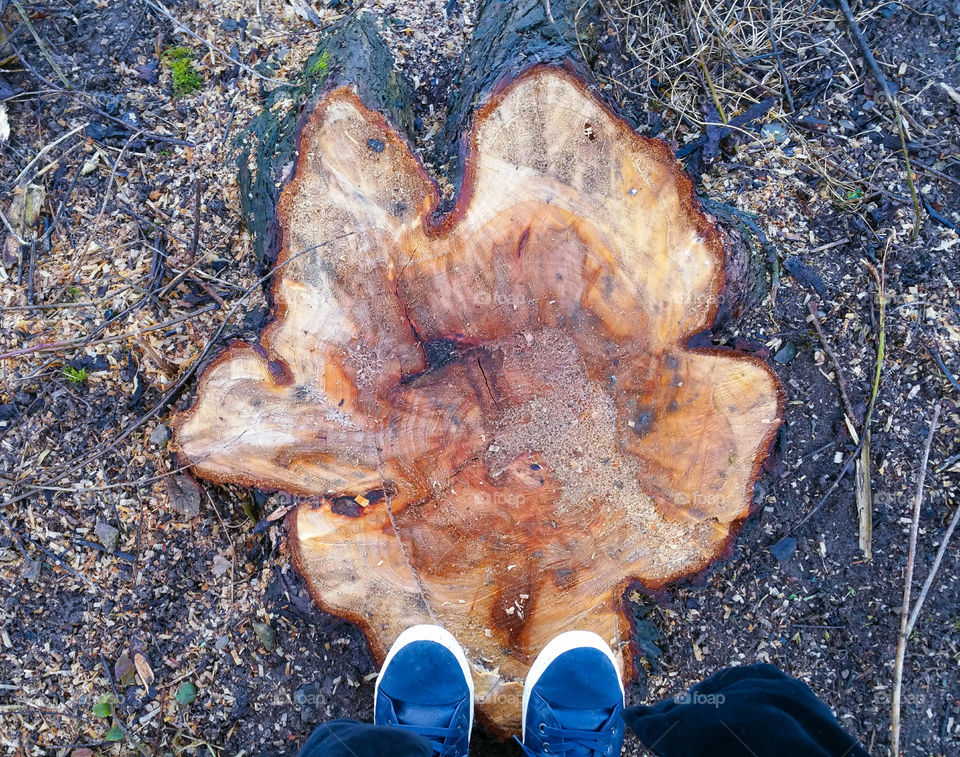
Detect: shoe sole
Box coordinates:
(374, 624, 475, 739)
(521, 630, 624, 742)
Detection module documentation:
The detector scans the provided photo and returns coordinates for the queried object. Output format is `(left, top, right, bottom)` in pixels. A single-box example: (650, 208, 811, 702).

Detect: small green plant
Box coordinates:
(92, 694, 112, 719)
(162, 46, 203, 97)
(63, 365, 88, 385)
(92, 694, 124, 740)
(66, 285, 82, 300)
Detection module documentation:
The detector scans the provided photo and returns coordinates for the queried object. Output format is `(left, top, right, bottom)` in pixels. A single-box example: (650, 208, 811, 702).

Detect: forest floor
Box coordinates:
(1, 0, 959, 755)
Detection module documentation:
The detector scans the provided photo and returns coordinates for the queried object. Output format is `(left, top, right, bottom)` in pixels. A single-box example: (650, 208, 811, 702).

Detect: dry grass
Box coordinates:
(602, 0, 837, 129)
(599, 0, 912, 209)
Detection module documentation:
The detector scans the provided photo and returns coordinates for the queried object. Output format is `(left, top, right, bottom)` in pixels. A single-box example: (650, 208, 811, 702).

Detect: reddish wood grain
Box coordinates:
(173, 67, 783, 735)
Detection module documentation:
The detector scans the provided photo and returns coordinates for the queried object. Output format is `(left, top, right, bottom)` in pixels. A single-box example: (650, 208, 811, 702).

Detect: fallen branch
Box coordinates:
(890, 402, 941, 756)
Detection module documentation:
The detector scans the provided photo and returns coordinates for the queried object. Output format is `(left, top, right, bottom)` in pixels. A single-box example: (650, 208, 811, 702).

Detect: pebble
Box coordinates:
(253, 621, 277, 652)
(773, 342, 798, 365)
(770, 536, 797, 562)
(760, 122, 787, 144)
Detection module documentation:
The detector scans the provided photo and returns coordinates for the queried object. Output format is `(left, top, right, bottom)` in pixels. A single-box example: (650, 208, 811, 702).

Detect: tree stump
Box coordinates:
(176, 4, 782, 737)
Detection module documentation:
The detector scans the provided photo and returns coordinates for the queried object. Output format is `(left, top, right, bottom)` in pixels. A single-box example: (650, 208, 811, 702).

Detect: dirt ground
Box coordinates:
(1, 0, 958, 755)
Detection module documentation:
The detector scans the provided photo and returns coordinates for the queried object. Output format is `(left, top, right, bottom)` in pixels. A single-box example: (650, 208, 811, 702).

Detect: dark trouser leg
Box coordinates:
(622, 664, 869, 757)
(297, 718, 434, 757)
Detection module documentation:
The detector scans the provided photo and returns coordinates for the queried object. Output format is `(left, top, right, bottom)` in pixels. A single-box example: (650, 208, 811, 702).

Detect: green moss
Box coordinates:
(308, 51, 330, 78)
(162, 46, 203, 97)
(63, 365, 88, 385)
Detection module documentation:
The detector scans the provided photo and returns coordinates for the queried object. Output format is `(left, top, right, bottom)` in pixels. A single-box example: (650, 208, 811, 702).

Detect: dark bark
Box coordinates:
(237, 11, 416, 267)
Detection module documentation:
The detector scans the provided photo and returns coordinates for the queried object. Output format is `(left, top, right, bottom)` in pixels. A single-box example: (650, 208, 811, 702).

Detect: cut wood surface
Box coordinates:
(173, 67, 782, 734)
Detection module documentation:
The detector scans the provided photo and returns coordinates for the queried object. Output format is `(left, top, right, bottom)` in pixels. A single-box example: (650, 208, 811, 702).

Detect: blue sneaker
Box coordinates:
(520, 631, 625, 756)
(374, 624, 474, 756)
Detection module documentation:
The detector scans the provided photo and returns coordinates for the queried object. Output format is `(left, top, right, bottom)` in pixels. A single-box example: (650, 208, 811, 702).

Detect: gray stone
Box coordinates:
(95, 521, 120, 552)
(253, 621, 277, 652)
(773, 342, 798, 364)
(770, 536, 797, 562)
(149, 424, 170, 445)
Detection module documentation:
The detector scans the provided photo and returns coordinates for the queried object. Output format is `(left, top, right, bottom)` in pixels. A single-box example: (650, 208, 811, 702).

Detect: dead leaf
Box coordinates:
(286, 0, 322, 25)
(165, 474, 202, 519)
(1, 234, 17, 269)
(211, 553, 231, 577)
(81, 151, 100, 176)
(115, 652, 136, 687)
(1, 183, 46, 252)
(23, 184, 45, 227)
(940, 81, 960, 106)
(266, 505, 292, 522)
(134, 652, 154, 686)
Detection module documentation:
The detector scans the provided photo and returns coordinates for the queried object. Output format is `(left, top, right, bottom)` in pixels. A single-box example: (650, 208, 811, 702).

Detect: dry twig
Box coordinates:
(807, 298, 858, 430)
(906, 499, 960, 637)
(856, 249, 888, 559)
(890, 402, 941, 755)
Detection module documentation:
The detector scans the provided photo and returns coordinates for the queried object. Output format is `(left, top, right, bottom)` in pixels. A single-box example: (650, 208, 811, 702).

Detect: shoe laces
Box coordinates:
(515, 724, 618, 756)
(393, 721, 464, 756)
